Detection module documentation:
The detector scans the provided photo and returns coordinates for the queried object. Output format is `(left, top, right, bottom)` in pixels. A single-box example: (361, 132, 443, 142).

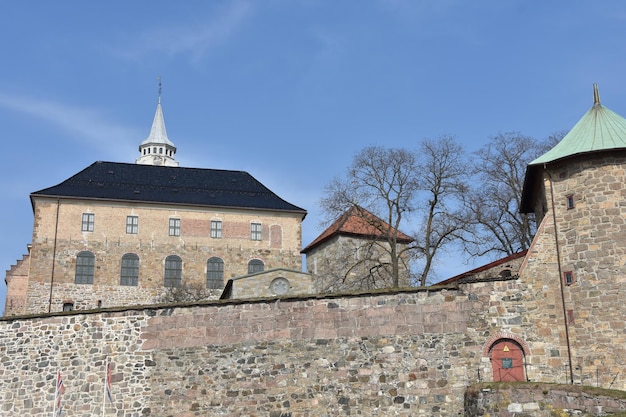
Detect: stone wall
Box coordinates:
(225, 268, 312, 298)
(4, 253, 30, 316)
(0, 286, 492, 416)
(519, 153, 626, 388)
(2, 276, 624, 416)
(465, 384, 626, 416)
(305, 235, 412, 292)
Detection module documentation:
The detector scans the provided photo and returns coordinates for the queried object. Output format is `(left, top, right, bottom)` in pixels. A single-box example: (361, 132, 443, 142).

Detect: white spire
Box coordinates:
(136, 78, 178, 167)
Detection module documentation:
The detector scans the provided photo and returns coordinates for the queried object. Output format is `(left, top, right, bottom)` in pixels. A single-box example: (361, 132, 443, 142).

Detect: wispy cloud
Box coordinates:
(113, 1, 253, 62)
(0, 94, 140, 159)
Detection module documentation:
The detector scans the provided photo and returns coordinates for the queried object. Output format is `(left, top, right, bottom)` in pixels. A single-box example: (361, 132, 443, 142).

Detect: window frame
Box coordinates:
(120, 253, 139, 286)
(169, 218, 181, 236)
(247, 259, 264, 274)
(164, 255, 182, 287)
(75, 251, 95, 284)
(563, 270, 575, 286)
(126, 215, 139, 234)
(250, 222, 262, 241)
(81, 213, 95, 232)
(210, 220, 222, 239)
(566, 194, 575, 210)
(206, 257, 224, 289)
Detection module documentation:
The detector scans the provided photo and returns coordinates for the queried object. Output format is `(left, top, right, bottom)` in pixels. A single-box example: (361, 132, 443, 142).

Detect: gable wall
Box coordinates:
(4, 254, 30, 316)
(306, 235, 412, 292)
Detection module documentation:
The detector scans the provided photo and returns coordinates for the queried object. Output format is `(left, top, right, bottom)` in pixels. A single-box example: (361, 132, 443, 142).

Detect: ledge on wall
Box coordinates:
(465, 382, 626, 417)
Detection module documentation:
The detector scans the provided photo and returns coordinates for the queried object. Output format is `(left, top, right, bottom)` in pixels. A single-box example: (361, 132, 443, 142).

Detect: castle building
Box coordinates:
(1, 86, 626, 416)
(4, 97, 307, 315)
(517, 84, 626, 385)
(301, 205, 413, 292)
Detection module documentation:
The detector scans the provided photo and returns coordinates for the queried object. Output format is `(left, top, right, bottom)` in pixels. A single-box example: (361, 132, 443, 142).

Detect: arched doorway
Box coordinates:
(489, 339, 526, 382)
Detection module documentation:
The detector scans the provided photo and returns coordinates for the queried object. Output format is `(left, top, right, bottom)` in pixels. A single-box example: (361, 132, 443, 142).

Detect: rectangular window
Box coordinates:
(567, 309, 575, 324)
(81, 213, 95, 232)
(563, 271, 575, 285)
(566, 194, 575, 209)
(250, 223, 262, 241)
(169, 218, 181, 236)
(126, 216, 138, 234)
(210, 220, 222, 239)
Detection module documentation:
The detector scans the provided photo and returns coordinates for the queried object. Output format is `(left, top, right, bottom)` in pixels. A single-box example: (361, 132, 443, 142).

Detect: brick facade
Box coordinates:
(13, 196, 303, 315)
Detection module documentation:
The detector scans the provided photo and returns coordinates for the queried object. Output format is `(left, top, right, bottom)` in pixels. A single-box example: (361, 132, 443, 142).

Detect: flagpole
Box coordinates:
(52, 370, 57, 417)
(102, 357, 107, 417)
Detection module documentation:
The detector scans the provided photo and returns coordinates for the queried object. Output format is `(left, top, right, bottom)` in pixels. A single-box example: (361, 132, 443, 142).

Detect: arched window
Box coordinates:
(120, 253, 139, 286)
(164, 255, 182, 287)
(207, 257, 224, 289)
(247, 259, 264, 274)
(75, 251, 95, 284)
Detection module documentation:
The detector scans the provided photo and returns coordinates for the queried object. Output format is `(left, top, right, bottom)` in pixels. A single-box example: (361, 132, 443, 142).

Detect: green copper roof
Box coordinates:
(530, 85, 626, 166)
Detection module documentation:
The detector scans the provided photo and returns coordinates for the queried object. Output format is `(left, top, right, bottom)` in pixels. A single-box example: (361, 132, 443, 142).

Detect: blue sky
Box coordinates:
(1, 1, 625, 314)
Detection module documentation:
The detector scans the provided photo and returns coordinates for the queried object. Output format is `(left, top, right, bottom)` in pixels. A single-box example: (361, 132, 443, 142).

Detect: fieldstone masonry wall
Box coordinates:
(0, 286, 494, 417)
(1, 279, 623, 416)
(466, 385, 626, 416)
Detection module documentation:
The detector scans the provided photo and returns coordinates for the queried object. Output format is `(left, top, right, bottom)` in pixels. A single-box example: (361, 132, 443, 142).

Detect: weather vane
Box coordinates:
(157, 76, 162, 101)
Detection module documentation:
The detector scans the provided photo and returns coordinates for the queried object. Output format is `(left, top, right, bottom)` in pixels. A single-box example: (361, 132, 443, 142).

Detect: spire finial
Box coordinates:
(157, 76, 162, 103)
(593, 83, 601, 106)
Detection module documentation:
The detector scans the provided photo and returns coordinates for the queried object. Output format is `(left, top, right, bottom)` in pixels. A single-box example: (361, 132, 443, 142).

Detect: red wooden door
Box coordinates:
(490, 339, 525, 382)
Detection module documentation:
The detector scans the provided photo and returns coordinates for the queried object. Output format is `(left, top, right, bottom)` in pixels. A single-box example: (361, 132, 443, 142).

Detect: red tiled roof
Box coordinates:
(301, 206, 413, 253)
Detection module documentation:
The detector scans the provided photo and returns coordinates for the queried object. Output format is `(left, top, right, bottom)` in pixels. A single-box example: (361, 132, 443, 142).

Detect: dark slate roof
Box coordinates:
(31, 161, 307, 216)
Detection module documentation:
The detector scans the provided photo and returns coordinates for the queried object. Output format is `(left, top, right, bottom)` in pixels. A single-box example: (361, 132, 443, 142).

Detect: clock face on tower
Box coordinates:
(270, 277, 290, 295)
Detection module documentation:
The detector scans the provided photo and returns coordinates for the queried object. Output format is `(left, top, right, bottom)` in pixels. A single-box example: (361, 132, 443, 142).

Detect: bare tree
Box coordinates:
(413, 136, 469, 286)
(319, 137, 470, 289)
(463, 131, 566, 258)
(320, 146, 419, 289)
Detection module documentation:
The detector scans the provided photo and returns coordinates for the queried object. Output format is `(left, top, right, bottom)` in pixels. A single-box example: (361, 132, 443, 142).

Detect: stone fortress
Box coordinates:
(1, 85, 625, 416)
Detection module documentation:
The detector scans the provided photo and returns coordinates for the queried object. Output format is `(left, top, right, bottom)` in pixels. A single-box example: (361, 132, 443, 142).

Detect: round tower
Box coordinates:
(519, 84, 626, 389)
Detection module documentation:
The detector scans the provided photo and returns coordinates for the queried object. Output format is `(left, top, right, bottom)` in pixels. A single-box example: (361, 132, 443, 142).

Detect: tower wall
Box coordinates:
(519, 151, 626, 385)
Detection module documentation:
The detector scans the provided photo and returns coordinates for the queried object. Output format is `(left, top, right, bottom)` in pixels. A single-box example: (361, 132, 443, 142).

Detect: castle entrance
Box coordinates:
(489, 339, 525, 382)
